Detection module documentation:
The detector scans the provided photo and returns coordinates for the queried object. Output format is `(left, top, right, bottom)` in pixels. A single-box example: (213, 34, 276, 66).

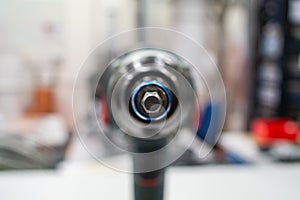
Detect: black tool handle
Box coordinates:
(134, 169, 165, 200)
(132, 138, 167, 200)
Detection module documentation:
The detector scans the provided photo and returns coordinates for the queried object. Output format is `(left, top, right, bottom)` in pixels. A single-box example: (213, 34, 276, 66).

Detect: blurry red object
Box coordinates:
(251, 118, 299, 147)
(100, 96, 110, 126)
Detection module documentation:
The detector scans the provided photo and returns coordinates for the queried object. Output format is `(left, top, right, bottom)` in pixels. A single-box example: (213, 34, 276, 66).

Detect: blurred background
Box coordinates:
(0, 0, 300, 199)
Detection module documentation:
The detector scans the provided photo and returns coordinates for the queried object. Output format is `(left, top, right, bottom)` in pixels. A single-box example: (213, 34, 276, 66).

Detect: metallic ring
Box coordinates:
(131, 81, 172, 122)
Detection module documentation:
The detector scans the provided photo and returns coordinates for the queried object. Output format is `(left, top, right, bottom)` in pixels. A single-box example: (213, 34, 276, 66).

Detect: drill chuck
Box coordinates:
(131, 81, 173, 122)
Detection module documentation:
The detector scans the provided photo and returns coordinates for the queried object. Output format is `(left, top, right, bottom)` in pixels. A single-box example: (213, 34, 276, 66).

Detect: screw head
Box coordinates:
(141, 91, 163, 114)
(131, 82, 171, 121)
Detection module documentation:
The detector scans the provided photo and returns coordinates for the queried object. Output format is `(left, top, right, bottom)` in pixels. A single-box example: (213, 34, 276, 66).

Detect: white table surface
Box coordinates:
(0, 132, 299, 200)
(0, 163, 300, 200)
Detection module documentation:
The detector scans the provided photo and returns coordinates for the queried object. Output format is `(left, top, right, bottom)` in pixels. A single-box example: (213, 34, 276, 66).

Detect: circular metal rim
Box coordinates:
(72, 28, 227, 173)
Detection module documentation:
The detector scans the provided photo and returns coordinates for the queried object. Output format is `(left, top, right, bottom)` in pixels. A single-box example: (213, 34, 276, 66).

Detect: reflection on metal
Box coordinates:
(102, 48, 195, 139)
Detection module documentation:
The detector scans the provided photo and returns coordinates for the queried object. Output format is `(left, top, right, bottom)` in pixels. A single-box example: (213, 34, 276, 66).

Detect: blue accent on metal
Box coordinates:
(131, 81, 172, 122)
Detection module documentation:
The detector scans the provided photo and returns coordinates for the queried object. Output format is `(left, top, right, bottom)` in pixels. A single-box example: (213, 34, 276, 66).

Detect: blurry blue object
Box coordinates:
(197, 101, 247, 164)
(224, 149, 247, 164)
(197, 102, 219, 146)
